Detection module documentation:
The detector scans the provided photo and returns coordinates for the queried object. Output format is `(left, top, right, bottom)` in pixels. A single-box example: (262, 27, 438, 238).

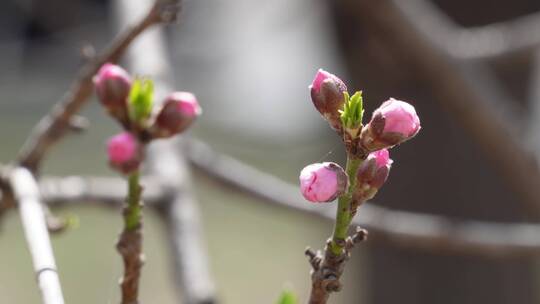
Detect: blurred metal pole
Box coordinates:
(10, 167, 65, 304)
(112, 0, 217, 303)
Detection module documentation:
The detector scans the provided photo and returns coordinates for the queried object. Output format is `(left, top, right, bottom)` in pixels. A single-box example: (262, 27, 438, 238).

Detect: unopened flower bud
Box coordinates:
(94, 63, 132, 122)
(299, 162, 348, 203)
(310, 69, 348, 131)
(360, 98, 420, 152)
(151, 92, 201, 138)
(355, 149, 392, 201)
(106, 132, 141, 174)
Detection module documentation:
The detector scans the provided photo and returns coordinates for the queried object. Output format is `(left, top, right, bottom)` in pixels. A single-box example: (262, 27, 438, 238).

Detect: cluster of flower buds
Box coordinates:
(309, 69, 421, 155)
(95, 63, 202, 174)
(300, 69, 420, 204)
(299, 150, 392, 204)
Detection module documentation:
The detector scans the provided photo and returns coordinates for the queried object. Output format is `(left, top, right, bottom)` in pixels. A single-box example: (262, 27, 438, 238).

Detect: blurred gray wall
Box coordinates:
(169, 0, 346, 140)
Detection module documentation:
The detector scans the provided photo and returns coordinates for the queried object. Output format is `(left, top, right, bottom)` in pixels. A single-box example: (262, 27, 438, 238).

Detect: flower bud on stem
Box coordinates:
(150, 92, 201, 138)
(107, 132, 142, 174)
(355, 149, 392, 203)
(360, 98, 420, 152)
(96, 64, 204, 304)
(300, 162, 348, 203)
(94, 63, 132, 126)
(310, 69, 348, 132)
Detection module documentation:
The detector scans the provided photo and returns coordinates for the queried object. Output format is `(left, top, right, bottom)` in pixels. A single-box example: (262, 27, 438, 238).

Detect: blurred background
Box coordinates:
(2, 0, 540, 303)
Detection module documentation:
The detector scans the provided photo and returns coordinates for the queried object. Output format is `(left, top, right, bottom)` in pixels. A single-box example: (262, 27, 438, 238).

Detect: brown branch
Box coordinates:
(9, 146, 540, 263)
(40, 175, 165, 207)
(32, 169, 540, 258)
(116, 226, 143, 304)
(7, 136, 540, 260)
(396, 0, 540, 61)
(184, 138, 540, 258)
(9, 167, 65, 304)
(16, 0, 181, 173)
(306, 228, 368, 304)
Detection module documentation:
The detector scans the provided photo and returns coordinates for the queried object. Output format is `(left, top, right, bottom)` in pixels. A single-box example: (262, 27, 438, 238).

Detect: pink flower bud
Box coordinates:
(152, 92, 202, 138)
(372, 149, 392, 168)
(94, 63, 132, 107)
(355, 149, 393, 201)
(360, 98, 420, 152)
(94, 64, 132, 123)
(310, 69, 348, 132)
(376, 98, 420, 135)
(299, 162, 348, 203)
(311, 69, 333, 92)
(106, 132, 141, 174)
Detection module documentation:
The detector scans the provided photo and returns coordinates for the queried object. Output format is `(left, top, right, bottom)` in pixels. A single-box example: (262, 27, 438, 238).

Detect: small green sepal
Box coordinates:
(276, 289, 298, 304)
(339, 91, 364, 137)
(128, 78, 154, 124)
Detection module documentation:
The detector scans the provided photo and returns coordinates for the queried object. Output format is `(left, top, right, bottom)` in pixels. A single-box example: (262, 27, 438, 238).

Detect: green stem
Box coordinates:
(117, 169, 144, 304)
(125, 170, 142, 231)
(329, 155, 362, 255)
